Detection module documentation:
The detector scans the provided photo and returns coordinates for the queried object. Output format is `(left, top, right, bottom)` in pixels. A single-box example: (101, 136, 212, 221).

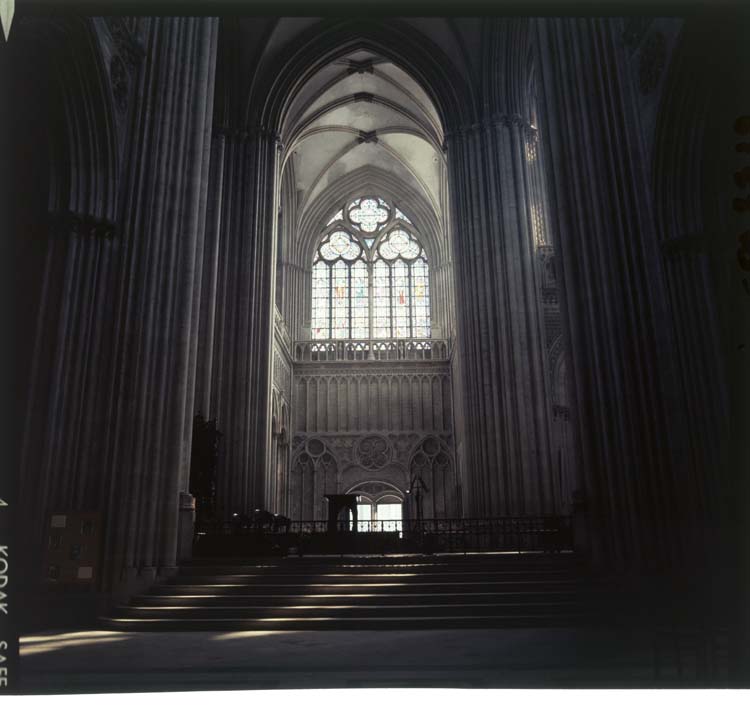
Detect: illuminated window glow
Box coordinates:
(312, 197, 430, 340)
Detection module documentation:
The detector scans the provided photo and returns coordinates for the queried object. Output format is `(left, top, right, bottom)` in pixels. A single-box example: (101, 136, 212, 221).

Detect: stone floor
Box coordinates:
(18, 627, 664, 693)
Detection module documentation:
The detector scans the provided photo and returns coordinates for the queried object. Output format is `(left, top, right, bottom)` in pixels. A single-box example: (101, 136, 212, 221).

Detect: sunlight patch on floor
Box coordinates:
(211, 630, 298, 640)
(20, 631, 132, 656)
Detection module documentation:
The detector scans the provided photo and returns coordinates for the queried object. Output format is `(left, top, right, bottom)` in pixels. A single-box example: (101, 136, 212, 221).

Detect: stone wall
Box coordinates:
(289, 361, 457, 519)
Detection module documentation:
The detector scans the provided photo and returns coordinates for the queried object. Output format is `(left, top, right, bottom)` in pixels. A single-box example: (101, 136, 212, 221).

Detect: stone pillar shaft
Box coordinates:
(535, 18, 688, 569)
(447, 117, 554, 518)
(209, 129, 279, 518)
(101, 17, 218, 585)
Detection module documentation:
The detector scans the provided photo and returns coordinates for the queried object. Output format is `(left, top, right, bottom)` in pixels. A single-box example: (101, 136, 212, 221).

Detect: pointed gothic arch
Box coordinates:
(249, 19, 474, 137)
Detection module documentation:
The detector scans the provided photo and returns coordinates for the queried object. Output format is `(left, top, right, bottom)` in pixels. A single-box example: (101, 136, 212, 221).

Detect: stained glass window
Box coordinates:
(311, 197, 431, 340)
(391, 260, 410, 338)
(311, 261, 330, 339)
(351, 260, 369, 338)
(411, 259, 430, 338)
(372, 260, 391, 338)
(349, 197, 389, 233)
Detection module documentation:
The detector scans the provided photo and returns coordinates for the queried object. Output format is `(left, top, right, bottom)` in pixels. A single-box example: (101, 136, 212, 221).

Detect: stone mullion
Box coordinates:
(298, 265, 307, 341)
(306, 378, 312, 432)
(301, 266, 311, 341)
(433, 375, 442, 432)
(325, 377, 332, 431)
(320, 378, 327, 430)
(281, 262, 293, 340)
(423, 376, 432, 430)
(390, 376, 398, 431)
(395, 374, 408, 430)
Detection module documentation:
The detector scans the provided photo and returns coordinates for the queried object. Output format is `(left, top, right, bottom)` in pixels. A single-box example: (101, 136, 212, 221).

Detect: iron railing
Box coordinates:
(294, 338, 450, 363)
(202, 516, 573, 554)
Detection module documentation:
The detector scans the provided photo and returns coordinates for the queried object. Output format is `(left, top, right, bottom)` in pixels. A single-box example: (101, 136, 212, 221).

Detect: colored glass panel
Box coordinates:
(351, 260, 369, 339)
(331, 260, 349, 338)
(320, 231, 360, 261)
(392, 260, 410, 337)
(373, 259, 391, 339)
(312, 199, 430, 341)
(349, 197, 389, 233)
(311, 260, 330, 339)
(378, 229, 421, 261)
(411, 258, 431, 338)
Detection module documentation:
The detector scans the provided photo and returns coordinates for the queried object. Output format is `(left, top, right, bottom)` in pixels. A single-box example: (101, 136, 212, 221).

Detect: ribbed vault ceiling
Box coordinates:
(280, 49, 446, 230)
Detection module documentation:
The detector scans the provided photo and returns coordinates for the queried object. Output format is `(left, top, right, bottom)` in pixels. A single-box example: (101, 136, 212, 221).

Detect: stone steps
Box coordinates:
(102, 552, 596, 631)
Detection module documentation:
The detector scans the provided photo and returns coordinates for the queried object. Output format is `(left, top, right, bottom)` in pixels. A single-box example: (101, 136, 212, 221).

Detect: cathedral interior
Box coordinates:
(5, 8, 750, 691)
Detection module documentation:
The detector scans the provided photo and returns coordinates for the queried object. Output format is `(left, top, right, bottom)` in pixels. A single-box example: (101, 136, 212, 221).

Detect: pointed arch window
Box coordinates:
(311, 197, 430, 340)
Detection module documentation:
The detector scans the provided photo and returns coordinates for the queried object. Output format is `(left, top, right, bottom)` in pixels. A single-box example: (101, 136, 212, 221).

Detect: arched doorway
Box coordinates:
(346, 481, 404, 533)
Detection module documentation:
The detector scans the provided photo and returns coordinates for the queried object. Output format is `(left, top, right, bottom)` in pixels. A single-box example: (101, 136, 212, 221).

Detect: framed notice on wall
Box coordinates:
(43, 512, 102, 585)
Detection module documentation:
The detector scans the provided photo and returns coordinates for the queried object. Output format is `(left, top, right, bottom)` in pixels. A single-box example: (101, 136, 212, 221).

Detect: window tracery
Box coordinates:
(311, 196, 431, 340)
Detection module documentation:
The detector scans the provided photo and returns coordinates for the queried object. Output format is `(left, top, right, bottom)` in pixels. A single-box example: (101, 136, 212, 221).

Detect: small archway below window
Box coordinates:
(346, 480, 405, 532)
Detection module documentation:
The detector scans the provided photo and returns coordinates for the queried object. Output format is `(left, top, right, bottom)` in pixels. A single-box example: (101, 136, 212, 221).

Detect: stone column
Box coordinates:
(446, 116, 555, 518)
(210, 127, 280, 519)
(19, 214, 119, 562)
(101, 17, 218, 591)
(194, 132, 226, 418)
(535, 18, 689, 570)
